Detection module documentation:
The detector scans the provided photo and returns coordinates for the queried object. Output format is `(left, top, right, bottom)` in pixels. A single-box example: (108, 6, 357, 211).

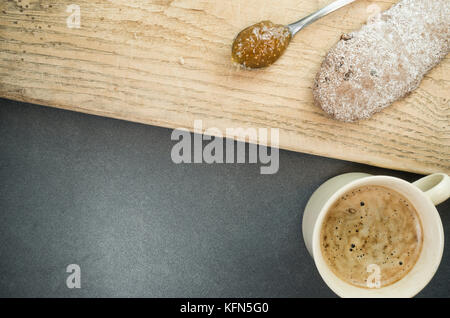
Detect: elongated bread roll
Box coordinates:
(313, 0, 449, 122)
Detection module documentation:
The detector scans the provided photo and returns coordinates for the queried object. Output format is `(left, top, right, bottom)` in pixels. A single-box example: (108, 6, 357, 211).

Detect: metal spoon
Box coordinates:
(287, 0, 356, 36)
(232, 0, 356, 69)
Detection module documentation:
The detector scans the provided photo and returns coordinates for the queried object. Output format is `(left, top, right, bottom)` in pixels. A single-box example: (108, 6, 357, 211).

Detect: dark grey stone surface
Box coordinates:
(0, 98, 448, 298)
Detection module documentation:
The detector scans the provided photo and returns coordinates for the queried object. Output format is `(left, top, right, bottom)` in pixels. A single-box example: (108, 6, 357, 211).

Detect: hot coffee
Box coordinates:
(320, 185, 423, 288)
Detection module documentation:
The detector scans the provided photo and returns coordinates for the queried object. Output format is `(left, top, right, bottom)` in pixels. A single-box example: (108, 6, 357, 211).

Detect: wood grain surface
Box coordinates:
(0, 0, 449, 174)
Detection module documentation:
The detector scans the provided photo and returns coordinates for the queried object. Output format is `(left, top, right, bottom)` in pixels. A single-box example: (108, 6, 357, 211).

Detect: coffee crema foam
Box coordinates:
(320, 185, 423, 288)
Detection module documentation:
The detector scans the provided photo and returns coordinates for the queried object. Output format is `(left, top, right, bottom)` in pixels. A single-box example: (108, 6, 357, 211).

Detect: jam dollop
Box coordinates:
(232, 21, 291, 69)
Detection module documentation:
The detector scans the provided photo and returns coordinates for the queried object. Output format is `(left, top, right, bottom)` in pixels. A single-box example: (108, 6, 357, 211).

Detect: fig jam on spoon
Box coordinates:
(231, 0, 356, 69)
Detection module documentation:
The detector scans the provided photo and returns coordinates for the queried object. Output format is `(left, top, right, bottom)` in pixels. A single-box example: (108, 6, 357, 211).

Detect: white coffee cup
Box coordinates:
(303, 172, 450, 298)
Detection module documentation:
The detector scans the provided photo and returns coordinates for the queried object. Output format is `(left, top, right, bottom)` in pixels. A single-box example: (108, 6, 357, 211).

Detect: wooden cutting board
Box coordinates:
(1, 0, 449, 174)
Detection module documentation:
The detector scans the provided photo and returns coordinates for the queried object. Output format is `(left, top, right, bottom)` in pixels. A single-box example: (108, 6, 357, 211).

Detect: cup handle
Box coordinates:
(412, 173, 450, 206)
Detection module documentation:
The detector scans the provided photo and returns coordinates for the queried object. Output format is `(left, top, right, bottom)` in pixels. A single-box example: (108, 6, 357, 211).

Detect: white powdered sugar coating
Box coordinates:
(313, 0, 450, 122)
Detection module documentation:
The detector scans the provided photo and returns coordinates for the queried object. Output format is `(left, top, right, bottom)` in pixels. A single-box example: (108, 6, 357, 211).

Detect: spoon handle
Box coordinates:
(287, 0, 356, 35)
